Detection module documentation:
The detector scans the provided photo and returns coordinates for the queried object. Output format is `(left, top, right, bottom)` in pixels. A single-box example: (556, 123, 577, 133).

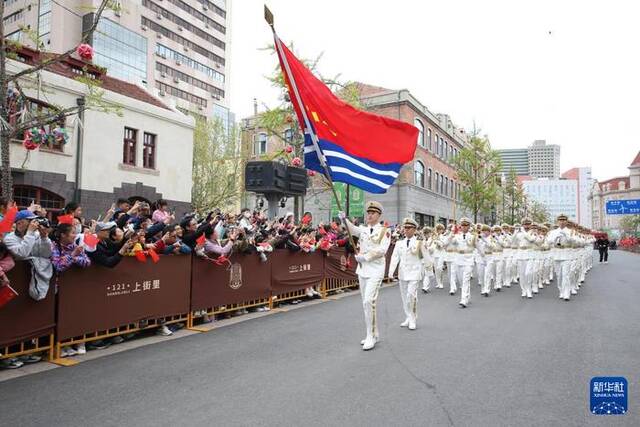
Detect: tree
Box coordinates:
(620, 214, 640, 235)
(453, 134, 502, 223)
(528, 199, 550, 224)
(500, 167, 525, 224)
(0, 0, 119, 200)
(253, 43, 362, 219)
(191, 118, 243, 213)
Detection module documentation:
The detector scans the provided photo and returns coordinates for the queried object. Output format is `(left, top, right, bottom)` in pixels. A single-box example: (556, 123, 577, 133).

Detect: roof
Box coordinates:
(351, 82, 397, 98)
(9, 46, 169, 110)
(561, 168, 579, 179)
(630, 151, 640, 168)
(597, 176, 630, 191)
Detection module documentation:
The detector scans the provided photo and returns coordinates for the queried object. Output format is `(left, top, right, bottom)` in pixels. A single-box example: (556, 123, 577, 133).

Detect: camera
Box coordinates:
(36, 217, 51, 228)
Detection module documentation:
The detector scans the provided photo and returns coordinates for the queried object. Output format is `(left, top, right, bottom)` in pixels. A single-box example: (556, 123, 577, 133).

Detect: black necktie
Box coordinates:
(370, 228, 373, 235)
(406, 239, 410, 248)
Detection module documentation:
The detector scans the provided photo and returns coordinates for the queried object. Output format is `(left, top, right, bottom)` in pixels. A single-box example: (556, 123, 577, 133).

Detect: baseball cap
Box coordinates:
(95, 221, 117, 232)
(14, 210, 37, 223)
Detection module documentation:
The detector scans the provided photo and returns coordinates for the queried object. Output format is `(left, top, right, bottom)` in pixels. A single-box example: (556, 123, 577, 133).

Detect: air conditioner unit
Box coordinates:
(141, 25, 148, 31)
(173, 77, 180, 84)
(203, 5, 209, 11)
(160, 72, 166, 78)
(159, 91, 166, 96)
(215, 63, 221, 69)
(205, 23, 210, 29)
(183, 46, 189, 52)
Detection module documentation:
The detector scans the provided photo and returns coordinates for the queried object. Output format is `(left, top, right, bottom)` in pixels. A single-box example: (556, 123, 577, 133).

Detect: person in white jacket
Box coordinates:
(420, 226, 436, 293)
(545, 214, 574, 301)
(389, 218, 429, 330)
(339, 201, 391, 351)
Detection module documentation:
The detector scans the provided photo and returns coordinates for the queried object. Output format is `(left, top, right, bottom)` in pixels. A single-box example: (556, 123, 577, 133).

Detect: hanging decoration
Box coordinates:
(76, 43, 94, 61)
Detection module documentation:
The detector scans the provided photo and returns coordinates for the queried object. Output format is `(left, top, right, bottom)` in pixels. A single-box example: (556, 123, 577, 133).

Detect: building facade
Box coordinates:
(3, 0, 232, 123)
(498, 139, 561, 179)
(522, 178, 578, 223)
(7, 47, 195, 219)
(589, 151, 640, 231)
(241, 83, 470, 225)
(561, 167, 594, 227)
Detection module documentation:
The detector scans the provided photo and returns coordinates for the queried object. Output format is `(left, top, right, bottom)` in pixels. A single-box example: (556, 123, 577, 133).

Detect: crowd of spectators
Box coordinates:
(0, 196, 359, 369)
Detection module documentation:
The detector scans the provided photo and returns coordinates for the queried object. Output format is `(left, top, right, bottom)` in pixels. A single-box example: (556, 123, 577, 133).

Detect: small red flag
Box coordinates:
(57, 214, 74, 225)
(147, 248, 160, 263)
(0, 205, 18, 233)
(0, 283, 19, 308)
(196, 234, 206, 246)
(83, 233, 99, 247)
(134, 250, 146, 262)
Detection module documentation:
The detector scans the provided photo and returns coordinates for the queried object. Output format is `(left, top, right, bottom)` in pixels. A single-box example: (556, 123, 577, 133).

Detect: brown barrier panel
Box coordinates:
(384, 244, 396, 280)
(0, 262, 55, 347)
(270, 250, 324, 294)
(56, 256, 191, 341)
(190, 254, 271, 311)
(323, 247, 357, 281)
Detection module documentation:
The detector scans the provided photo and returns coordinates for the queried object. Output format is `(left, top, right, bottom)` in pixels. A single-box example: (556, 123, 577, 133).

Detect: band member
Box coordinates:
(389, 218, 429, 330)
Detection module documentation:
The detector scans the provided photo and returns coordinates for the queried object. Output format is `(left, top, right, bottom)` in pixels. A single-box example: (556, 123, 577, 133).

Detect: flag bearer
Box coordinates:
(340, 201, 391, 351)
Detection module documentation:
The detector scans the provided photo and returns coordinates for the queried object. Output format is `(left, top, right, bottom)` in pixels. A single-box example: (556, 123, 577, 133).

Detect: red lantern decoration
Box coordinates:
(76, 43, 94, 61)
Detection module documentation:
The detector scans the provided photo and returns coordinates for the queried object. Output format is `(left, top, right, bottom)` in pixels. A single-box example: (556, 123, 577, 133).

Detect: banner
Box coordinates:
(56, 256, 191, 341)
(330, 183, 364, 219)
(270, 250, 324, 294)
(190, 254, 271, 311)
(323, 247, 357, 281)
(0, 262, 56, 347)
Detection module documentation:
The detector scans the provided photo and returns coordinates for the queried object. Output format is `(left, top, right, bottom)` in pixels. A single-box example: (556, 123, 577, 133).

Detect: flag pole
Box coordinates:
(265, 6, 359, 252)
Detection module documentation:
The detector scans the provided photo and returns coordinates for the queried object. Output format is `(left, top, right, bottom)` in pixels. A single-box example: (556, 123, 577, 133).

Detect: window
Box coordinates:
(123, 127, 137, 165)
(256, 133, 267, 155)
(156, 82, 208, 108)
(427, 128, 432, 151)
(444, 177, 449, 196)
(156, 62, 224, 98)
(156, 44, 225, 82)
(439, 137, 444, 158)
(441, 175, 445, 194)
(444, 141, 448, 161)
(435, 172, 440, 193)
(415, 213, 435, 227)
(414, 161, 425, 187)
(283, 128, 294, 143)
(415, 118, 425, 148)
(434, 134, 439, 156)
(93, 18, 147, 84)
(37, 0, 51, 39)
(143, 132, 156, 169)
(427, 168, 432, 190)
(12, 185, 64, 222)
(164, 0, 226, 34)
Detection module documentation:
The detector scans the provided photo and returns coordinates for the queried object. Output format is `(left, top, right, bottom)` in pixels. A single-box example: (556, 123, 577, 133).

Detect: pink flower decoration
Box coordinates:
(307, 170, 316, 176)
(76, 44, 94, 61)
(285, 145, 293, 154)
(291, 157, 302, 167)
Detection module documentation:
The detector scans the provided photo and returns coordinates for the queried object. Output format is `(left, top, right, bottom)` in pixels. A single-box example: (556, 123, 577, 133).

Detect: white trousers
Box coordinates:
(434, 256, 444, 288)
(447, 260, 458, 293)
(359, 275, 384, 339)
(399, 280, 419, 322)
(494, 258, 504, 289)
(456, 263, 473, 305)
(517, 259, 533, 297)
(422, 265, 435, 291)
(554, 260, 572, 299)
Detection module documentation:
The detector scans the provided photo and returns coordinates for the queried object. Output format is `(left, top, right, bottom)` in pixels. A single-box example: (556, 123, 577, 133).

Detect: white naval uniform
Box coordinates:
(450, 231, 479, 306)
(492, 233, 505, 291)
(421, 238, 436, 292)
(389, 236, 428, 326)
(501, 233, 515, 287)
(346, 221, 391, 343)
(430, 234, 446, 289)
(546, 227, 574, 300)
(477, 234, 494, 295)
(441, 233, 458, 294)
(513, 228, 536, 298)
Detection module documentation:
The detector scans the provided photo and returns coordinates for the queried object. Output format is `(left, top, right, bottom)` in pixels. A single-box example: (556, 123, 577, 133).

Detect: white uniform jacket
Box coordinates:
(389, 236, 429, 281)
(346, 221, 391, 278)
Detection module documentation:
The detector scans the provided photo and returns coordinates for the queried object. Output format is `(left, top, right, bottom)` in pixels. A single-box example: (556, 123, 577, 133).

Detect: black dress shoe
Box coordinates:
(483, 293, 489, 297)
(496, 288, 501, 292)
(449, 291, 455, 296)
(459, 303, 467, 308)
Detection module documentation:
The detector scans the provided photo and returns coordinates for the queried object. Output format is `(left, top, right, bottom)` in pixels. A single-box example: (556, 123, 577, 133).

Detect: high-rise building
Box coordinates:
(498, 140, 561, 179)
(3, 0, 231, 122)
(497, 148, 529, 175)
(522, 178, 578, 223)
(528, 140, 560, 179)
(561, 167, 594, 227)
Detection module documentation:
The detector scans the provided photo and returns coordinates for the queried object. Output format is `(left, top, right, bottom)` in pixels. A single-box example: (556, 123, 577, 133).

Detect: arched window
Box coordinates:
(255, 132, 267, 155)
(12, 185, 65, 221)
(414, 119, 425, 148)
(427, 168, 432, 190)
(414, 160, 425, 187)
(427, 128, 432, 151)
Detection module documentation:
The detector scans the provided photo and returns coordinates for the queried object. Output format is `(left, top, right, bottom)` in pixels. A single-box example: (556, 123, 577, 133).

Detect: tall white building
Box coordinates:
(523, 178, 578, 222)
(528, 140, 560, 179)
(561, 167, 594, 227)
(3, 0, 232, 123)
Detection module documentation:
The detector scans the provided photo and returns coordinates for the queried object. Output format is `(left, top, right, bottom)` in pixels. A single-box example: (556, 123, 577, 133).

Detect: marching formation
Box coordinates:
(342, 203, 596, 351)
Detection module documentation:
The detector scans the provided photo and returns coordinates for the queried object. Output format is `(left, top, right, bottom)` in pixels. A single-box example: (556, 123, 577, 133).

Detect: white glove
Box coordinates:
(337, 211, 346, 220)
(355, 254, 366, 263)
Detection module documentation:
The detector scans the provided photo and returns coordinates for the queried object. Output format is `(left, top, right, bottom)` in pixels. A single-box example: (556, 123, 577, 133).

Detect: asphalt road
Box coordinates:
(1, 250, 638, 427)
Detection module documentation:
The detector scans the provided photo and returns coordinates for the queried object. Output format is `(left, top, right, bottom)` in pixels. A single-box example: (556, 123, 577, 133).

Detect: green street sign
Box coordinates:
(330, 183, 364, 219)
